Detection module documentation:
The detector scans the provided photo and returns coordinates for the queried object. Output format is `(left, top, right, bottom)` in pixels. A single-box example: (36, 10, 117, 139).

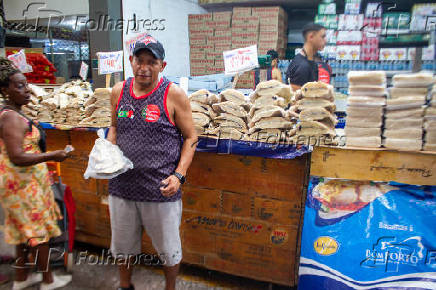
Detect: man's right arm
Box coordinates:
(106, 81, 124, 145)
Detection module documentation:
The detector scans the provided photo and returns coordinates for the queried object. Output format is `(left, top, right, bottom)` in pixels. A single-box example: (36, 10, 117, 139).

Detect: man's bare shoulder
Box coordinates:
(168, 83, 188, 104)
(112, 81, 125, 96)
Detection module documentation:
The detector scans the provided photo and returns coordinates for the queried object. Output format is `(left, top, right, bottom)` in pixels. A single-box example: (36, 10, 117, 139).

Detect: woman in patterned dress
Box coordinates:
(0, 58, 72, 290)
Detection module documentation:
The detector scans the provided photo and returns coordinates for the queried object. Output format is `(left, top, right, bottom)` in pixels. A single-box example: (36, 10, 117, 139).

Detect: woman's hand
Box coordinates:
(49, 150, 69, 162)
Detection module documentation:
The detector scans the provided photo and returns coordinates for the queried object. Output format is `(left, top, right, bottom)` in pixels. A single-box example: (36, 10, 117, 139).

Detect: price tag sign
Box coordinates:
(97, 51, 124, 75)
(7, 49, 33, 73)
(79, 61, 89, 80)
(223, 45, 259, 75)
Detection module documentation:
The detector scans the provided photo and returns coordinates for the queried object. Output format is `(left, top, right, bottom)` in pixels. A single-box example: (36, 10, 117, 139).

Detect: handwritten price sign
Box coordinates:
(223, 45, 259, 75)
(7, 49, 33, 73)
(79, 61, 89, 80)
(97, 51, 124, 75)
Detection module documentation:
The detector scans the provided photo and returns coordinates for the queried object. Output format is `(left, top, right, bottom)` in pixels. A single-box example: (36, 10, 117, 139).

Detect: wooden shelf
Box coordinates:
(199, 0, 319, 9)
(311, 146, 436, 186)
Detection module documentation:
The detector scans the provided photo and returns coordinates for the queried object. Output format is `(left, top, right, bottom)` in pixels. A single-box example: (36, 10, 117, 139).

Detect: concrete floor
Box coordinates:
(0, 243, 296, 290)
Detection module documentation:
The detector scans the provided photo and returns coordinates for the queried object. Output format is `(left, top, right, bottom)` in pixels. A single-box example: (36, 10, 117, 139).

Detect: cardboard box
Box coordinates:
(208, 36, 232, 45)
(214, 28, 231, 37)
(189, 28, 214, 37)
(190, 44, 214, 53)
(231, 31, 258, 39)
(232, 23, 259, 33)
(206, 20, 231, 29)
(232, 40, 257, 49)
(259, 31, 286, 42)
(206, 51, 223, 60)
(190, 51, 205, 60)
(231, 16, 259, 25)
(336, 45, 361, 60)
(190, 65, 206, 76)
(191, 58, 214, 66)
(233, 7, 252, 17)
(260, 21, 287, 32)
(214, 43, 232, 52)
(190, 35, 207, 45)
(213, 11, 232, 21)
(188, 13, 213, 25)
(252, 6, 286, 15)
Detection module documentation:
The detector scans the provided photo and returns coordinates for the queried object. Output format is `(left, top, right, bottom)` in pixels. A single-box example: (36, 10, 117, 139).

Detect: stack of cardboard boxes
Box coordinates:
(189, 6, 288, 84)
(252, 6, 288, 57)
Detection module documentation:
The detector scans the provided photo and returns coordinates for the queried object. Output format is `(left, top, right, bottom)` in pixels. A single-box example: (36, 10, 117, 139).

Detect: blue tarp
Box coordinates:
(40, 123, 311, 160)
(299, 177, 436, 289)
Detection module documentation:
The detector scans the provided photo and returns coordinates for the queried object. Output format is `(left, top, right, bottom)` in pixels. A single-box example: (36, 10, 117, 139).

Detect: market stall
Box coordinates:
(44, 126, 311, 286)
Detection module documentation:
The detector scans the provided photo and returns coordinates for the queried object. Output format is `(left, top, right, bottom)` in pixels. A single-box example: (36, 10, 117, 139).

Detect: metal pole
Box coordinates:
(412, 47, 422, 72)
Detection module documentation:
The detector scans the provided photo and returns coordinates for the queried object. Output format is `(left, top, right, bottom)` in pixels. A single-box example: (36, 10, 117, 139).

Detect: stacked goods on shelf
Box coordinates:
(345, 71, 386, 148)
(361, 3, 382, 61)
(22, 84, 49, 120)
(317, 1, 337, 61)
(252, 6, 288, 57)
(210, 11, 232, 74)
(188, 13, 214, 76)
(210, 89, 250, 140)
(336, 6, 364, 61)
(188, 6, 288, 80)
(294, 82, 338, 144)
(79, 88, 112, 128)
(384, 72, 433, 151)
(38, 80, 94, 125)
(248, 80, 296, 142)
(231, 7, 259, 50)
(188, 89, 219, 135)
(410, 3, 436, 32)
(424, 84, 436, 151)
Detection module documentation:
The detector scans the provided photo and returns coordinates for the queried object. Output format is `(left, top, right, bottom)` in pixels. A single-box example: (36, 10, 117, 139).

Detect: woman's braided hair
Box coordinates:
(0, 57, 20, 89)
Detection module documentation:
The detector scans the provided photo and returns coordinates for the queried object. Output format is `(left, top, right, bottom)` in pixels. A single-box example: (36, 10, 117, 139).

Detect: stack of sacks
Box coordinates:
(79, 88, 112, 127)
(52, 93, 70, 124)
(65, 98, 86, 126)
(295, 82, 337, 144)
(22, 95, 40, 120)
(22, 84, 48, 120)
(188, 89, 219, 135)
(383, 72, 433, 151)
(38, 95, 58, 123)
(345, 71, 387, 148)
(248, 80, 297, 142)
(58, 80, 93, 126)
(424, 84, 436, 151)
(209, 89, 250, 140)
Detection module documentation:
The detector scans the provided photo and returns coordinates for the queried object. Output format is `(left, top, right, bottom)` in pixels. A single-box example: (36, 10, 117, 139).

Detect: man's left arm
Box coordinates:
(160, 85, 198, 197)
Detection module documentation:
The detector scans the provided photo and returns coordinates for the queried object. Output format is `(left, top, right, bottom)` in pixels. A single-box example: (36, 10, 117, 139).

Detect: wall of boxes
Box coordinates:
(189, 6, 288, 87)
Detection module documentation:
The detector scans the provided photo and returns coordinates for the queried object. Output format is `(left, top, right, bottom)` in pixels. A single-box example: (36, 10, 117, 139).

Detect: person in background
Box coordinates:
(107, 36, 197, 290)
(286, 23, 327, 91)
(267, 49, 283, 83)
(0, 58, 72, 290)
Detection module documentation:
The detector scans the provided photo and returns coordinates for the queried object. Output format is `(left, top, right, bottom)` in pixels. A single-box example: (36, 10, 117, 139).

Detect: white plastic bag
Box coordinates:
(84, 129, 133, 179)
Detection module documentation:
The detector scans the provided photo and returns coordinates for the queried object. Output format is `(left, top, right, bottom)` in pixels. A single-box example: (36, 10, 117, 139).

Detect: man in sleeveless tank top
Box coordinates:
(106, 36, 197, 290)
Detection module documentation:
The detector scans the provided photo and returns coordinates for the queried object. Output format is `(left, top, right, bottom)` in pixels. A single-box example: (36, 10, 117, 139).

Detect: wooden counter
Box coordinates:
(311, 146, 436, 186)
(46, 129, 310, 286)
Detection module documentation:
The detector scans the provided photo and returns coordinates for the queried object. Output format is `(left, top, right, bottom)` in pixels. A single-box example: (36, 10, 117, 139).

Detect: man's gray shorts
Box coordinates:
(108, 195, 182, 267)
